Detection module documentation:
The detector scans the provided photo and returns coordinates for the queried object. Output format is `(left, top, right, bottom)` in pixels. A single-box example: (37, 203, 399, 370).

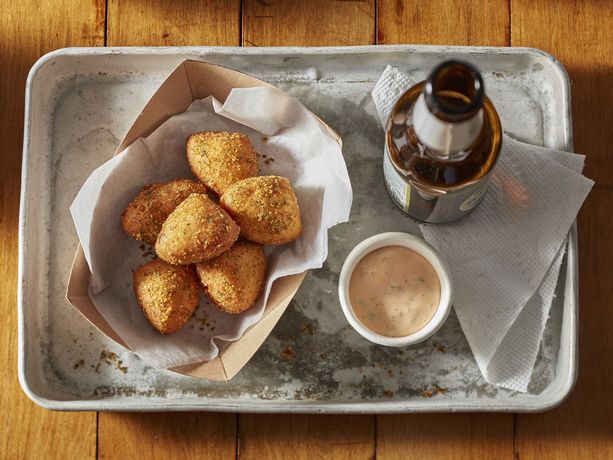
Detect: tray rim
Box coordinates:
(18, 44, 577, 413)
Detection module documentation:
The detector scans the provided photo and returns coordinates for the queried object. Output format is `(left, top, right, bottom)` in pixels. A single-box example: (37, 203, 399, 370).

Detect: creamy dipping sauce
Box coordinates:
(349, 246, 440, 337)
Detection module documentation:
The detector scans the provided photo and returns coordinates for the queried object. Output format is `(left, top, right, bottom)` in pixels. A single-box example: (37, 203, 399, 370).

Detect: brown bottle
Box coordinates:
(383, 60, 502, 223)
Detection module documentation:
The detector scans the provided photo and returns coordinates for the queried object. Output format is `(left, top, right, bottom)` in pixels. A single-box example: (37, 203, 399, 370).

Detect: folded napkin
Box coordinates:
(372, 66, 593, 392)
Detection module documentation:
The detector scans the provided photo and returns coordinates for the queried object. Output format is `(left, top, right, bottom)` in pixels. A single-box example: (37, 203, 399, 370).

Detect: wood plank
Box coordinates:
(0, 0, 102, 458)
(513, 2, 613, 458)
(377, 0, 510, 46)
(512, 0, 613, 186)
(515, 190, 613, 459)
(98, 3, 241, 459)
(239, 414, 375, 460)
(107, 0, 241, 46)
(375, 2, 514, 459)
(242, 0, 375, 46)
(378, 414, 513, 460)
(98, 412, 237, 459)
(239, 3, 376, 459)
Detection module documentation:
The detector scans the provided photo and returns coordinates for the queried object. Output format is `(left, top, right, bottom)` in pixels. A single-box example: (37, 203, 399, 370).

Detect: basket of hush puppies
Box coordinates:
(124, 132, 302, 332)
(68, 60, 352, 380)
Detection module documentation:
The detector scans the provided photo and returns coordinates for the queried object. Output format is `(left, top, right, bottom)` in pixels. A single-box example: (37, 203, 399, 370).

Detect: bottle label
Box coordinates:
(383, 147, 410, 211)
(459, 182, 489, 211)
(383, 144, 491, 223)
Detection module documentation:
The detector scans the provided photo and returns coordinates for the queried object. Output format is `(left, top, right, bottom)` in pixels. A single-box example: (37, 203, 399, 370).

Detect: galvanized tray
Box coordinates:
(19, 45, 577, 412)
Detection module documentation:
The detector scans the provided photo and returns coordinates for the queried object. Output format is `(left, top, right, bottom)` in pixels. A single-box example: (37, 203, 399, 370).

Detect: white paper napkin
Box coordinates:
(70, 87, 352, 369)
(372, 66, 593, 391)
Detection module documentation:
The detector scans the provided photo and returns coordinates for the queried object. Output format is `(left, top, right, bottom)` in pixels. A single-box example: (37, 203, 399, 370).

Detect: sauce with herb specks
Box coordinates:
(349, 246, 440, 337)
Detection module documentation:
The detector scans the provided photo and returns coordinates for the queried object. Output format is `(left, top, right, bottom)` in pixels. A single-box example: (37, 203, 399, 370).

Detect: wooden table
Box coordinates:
(1, 1, 612, 458)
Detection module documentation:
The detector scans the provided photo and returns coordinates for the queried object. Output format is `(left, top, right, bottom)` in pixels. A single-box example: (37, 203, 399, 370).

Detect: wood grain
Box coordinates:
(4, 1, 612, 458)
(375, 2, 514, 459)
(239, 0, 376, 455)
(242, 0, 375, 46)
(378, 414, 513, 460)
(512, 0, 613, 186)
(513, 2, 613, 458)
(377, 0, 510, 46)
(239, 4, 376, 460)
(515, 188, 613, 460)
(98, 3, 241, 459)
(0, 0, 102, 458)
(239, 414, 375, 460)
(98, 412, 237, 459)
(107, 0, 241, 46)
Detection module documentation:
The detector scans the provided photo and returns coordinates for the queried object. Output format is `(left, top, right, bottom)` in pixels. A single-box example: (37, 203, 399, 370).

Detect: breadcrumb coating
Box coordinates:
(187, 131, 259, 195)
(121, 179, 207, 245)
(156, 193, 240, 265)
(133, 258, 199, 334)
(196, 241, 267, 314)
(220, 176, 302, 245)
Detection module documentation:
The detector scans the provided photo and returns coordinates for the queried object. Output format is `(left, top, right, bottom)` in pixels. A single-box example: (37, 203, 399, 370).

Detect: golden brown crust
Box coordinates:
(121, 179, 208, 245)
(155, 193, 240, 265)
(220, 176, 302, 245)
(133, 258, 199, 334)
(196, 240, 267, 314)
(186, 131, 259, 195)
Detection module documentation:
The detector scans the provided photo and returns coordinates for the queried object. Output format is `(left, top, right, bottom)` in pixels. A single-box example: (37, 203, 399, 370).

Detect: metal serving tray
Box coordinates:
(19, 46, 577, 412)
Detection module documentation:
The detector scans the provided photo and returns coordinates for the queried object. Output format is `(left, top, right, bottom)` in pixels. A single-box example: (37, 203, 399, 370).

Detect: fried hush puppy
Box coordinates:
(133, 258, 199, 334)
(187, 131, 259, 195)
(121, 179, 207, 245)
(220, 176, 302, 245)
(196, 241, 267, 314)
(156, 193, 240, 265)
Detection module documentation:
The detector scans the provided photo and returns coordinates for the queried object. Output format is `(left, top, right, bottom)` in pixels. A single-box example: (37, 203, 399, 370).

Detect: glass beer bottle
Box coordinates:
(383, 60, 502, 223)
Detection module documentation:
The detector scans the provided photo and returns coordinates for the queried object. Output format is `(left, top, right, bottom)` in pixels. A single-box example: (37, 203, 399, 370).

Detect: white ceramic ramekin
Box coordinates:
(338, 232, 453, 347)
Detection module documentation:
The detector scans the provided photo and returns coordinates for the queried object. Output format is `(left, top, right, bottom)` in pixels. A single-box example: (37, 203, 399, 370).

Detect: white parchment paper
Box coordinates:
(70, 87, 352, 369)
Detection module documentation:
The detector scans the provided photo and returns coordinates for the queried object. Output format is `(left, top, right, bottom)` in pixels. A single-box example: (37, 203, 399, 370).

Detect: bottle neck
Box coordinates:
(412, 93, 483, 161)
